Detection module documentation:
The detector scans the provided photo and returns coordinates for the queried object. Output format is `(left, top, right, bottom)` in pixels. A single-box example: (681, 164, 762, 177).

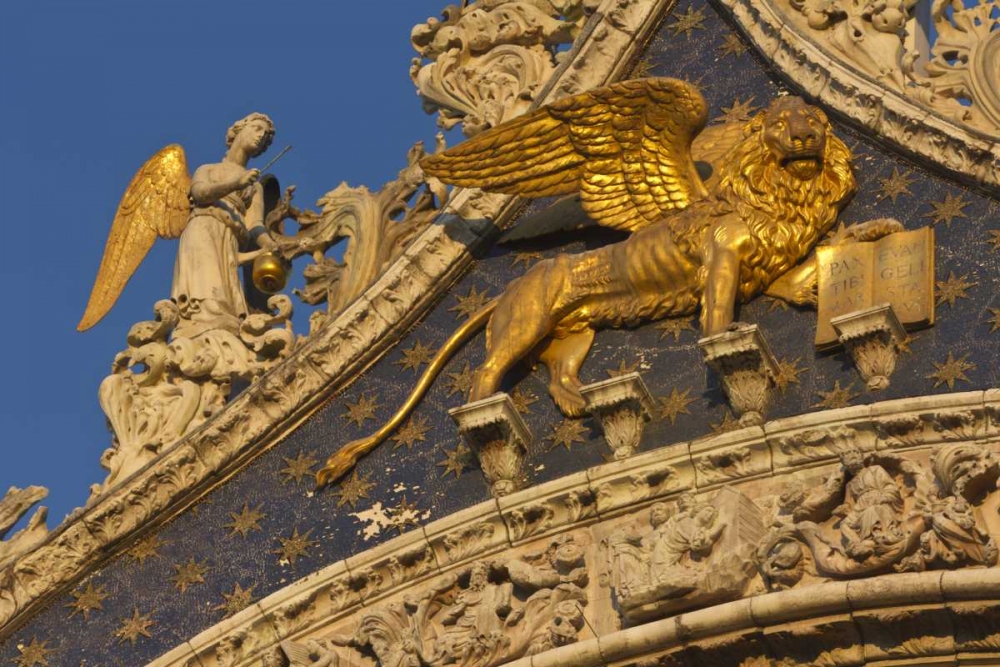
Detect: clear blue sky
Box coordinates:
(0, 1, 448, 525)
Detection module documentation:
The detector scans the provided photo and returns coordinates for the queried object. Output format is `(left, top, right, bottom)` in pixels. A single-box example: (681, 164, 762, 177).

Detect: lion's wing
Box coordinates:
(421, 78, 709, 233)
(77, 144, 191, 331)
(691, 120, 748, 189)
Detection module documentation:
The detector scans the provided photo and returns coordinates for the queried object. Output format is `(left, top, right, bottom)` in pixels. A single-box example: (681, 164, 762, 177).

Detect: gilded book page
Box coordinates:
(871, 227, 934, 327)
(815, 228, 934, 347)
(816, 243, 873, 346)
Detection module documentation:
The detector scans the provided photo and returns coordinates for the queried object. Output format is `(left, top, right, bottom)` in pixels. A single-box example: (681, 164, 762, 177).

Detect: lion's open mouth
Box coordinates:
(780, 154, 822, 178)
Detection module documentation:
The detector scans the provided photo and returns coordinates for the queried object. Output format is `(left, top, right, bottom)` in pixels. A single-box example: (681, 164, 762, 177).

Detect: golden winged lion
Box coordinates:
(316, 78, 902, 488)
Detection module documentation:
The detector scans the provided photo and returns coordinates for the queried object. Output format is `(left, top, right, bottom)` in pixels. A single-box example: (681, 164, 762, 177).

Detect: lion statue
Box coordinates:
(316, 78, 902, 488)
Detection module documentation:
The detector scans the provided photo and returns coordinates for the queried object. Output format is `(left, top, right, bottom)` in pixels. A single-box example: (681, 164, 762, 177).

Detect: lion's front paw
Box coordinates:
(842, 217, 905, 243)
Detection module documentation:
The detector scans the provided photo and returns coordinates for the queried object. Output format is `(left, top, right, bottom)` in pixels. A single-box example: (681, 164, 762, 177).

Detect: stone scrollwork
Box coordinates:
(410, 0, 600, 136)
(604, 487, 763, 622)
(758, 445, 998, 590)
(95, 297, 294, 498)
(932, 442, 1000, 501)
(282, 535, 589, 667)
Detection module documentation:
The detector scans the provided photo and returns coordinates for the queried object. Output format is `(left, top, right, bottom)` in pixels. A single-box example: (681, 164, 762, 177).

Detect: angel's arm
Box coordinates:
(189, 164, 253, 206)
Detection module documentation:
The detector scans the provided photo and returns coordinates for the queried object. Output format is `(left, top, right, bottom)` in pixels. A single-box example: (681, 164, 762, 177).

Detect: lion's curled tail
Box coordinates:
(315, 300, 497, 490)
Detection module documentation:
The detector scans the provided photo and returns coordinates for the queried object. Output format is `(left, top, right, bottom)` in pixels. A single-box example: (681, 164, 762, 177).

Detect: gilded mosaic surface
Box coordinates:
(4, 0, 1000, 663)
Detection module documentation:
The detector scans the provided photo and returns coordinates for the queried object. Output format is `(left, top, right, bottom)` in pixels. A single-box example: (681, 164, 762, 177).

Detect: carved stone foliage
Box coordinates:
(918, 0, 1000, 131)
(273, 141, 449, 334)
(0, 487, 48, 567)
(831, 304, 907, 391)
(777, 0, 1000, 134)
(282, 535, 589, 667)
(698, 325, 778, 426)
(450, 394, 532, 497)
(581, 373, 655, 460)
(410, 0, 600, 136)
(758, 445, 999, 590)
(604, 487, 762, 622)
(95, 297, 294, 498)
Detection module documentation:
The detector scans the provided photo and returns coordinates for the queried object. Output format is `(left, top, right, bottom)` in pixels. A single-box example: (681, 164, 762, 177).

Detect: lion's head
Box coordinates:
(713, 96, 856, 295)
(721, 96, 854, 211)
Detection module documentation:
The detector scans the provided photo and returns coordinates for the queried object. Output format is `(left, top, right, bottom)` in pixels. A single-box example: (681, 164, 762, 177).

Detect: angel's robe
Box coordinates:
(171, 187, 252, 338)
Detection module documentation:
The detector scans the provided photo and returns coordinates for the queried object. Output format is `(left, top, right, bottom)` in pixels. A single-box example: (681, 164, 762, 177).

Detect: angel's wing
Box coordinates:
(421, 77, 709, 233)
(77, 144, 191, 331)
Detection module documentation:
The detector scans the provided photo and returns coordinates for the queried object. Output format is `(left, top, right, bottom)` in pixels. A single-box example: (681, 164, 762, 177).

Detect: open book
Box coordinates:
(815, 227, 935, 348)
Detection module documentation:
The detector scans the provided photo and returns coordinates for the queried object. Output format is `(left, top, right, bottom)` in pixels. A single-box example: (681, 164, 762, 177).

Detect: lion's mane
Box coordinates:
(723, 112, 854, 297)
(675, 110, 855, 300)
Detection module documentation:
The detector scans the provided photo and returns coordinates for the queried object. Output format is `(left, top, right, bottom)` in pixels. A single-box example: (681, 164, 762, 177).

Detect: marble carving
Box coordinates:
(281, 535, 589, 667)
(604, 487, 762, 621)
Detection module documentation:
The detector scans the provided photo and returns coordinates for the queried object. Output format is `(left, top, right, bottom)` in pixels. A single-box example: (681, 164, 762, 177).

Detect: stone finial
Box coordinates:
(449, 393, 532, 497)
(831, 303, 907, 391)
(698, 324, 778, 426)
(580, 372, 655, 460)
(0, 486, 49, 567)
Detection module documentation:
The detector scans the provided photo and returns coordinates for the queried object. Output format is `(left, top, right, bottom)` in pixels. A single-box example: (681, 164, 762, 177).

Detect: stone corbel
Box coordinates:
(698, 324, 778, 426)
(831, 304, 907, 391)
(449, 393, 532, 497)
(580, 372, 655, 460)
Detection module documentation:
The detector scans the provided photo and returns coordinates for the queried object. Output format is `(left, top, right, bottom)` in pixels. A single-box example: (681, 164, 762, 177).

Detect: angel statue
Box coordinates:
(80, 113, 299, 496)
(317, 77, 906, 488)
(78, 112, 284, 335)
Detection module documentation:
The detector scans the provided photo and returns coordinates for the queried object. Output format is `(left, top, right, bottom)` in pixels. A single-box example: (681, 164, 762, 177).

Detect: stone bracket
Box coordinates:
(698, 324, 778, 426)
(831, 303, 908, 391)
(449, 393, 532, 497)
(580, 372, 655, 460)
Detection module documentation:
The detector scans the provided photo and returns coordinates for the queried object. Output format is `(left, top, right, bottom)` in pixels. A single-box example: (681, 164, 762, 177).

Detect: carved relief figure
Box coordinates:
(170, 113, 280, 338)
(318, 77, 903, 487)
(605, 488, 762, 622)
(758, 446, 997, 589)
(283, 536, 588, 667)
(837, 449, 909, 561)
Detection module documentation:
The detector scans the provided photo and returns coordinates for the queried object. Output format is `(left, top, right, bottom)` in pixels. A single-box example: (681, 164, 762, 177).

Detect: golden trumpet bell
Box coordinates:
(252, 250, 290, 294)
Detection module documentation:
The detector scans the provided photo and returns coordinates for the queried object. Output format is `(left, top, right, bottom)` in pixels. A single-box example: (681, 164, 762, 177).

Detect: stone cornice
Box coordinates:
(145, 389, 1000, 666)
(0, 0, 671, 642)
(715, 0, 1000, 192)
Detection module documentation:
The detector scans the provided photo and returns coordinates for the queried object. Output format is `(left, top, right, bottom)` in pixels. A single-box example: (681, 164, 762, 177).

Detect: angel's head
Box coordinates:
(226, 112, 275, 157)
